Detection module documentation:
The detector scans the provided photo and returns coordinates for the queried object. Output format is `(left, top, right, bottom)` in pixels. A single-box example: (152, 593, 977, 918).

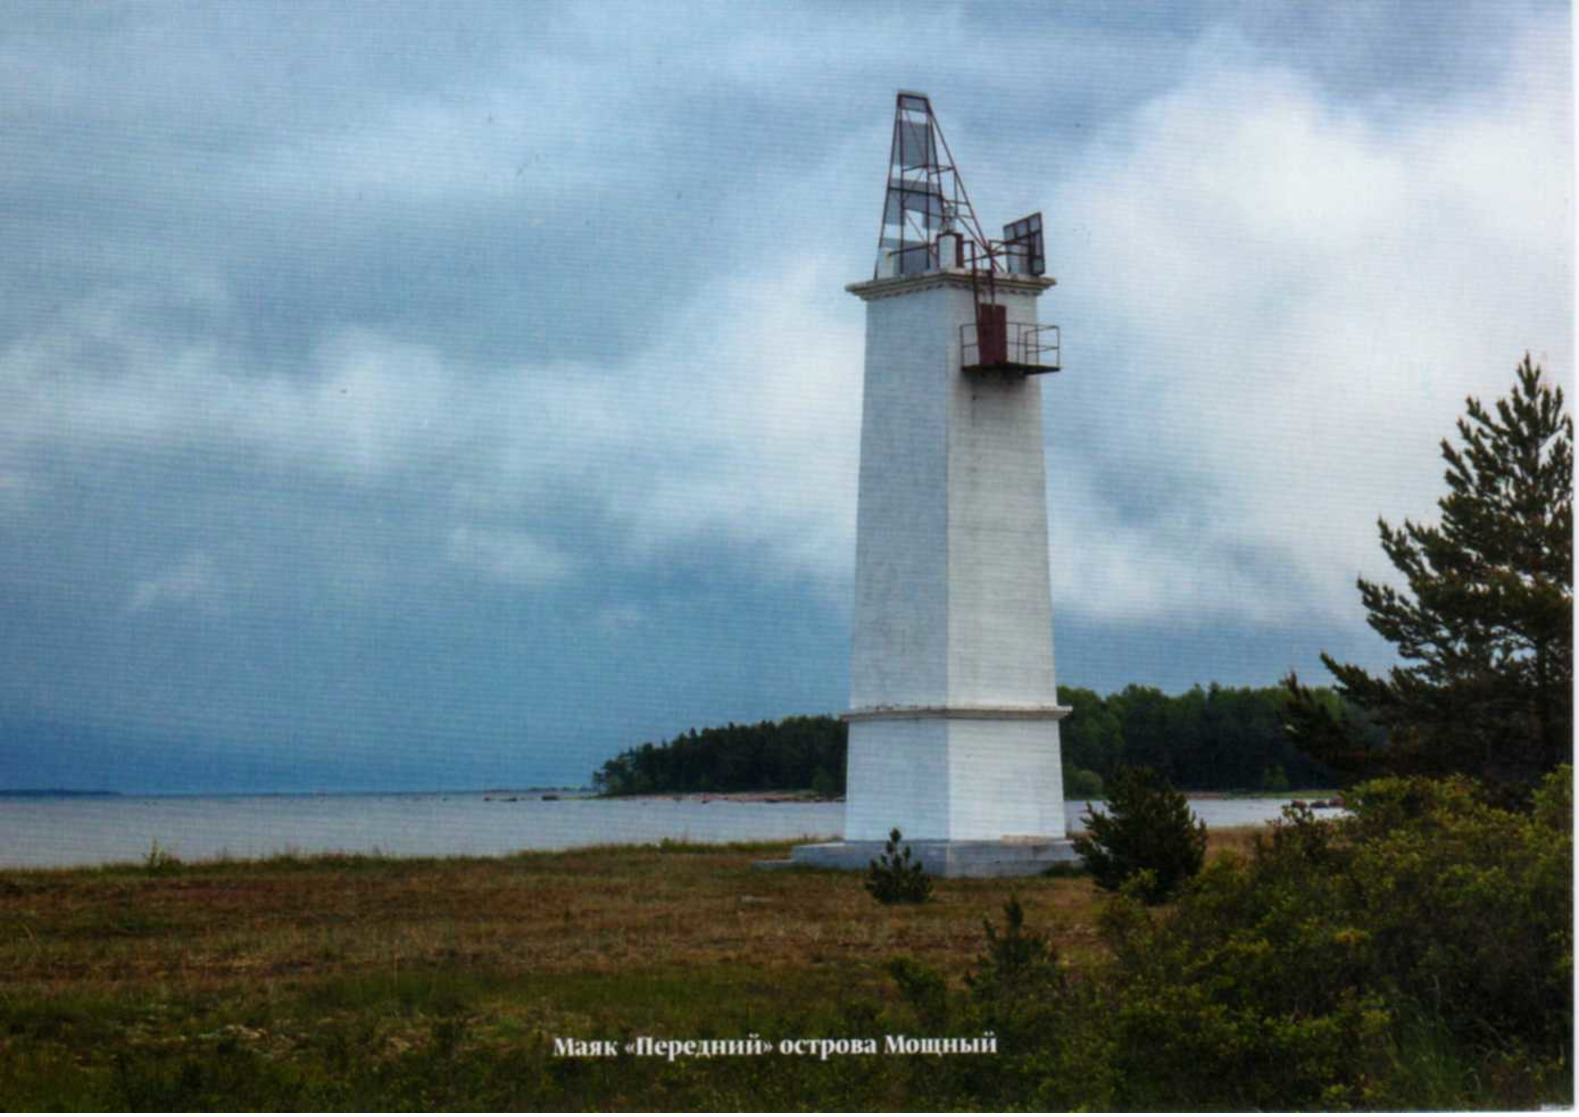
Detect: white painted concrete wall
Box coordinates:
(946, 286, 1059, 709)
(945, 718, 1065, 838)
(849, 282, 957, 711)
(844, 718, 950, 840)
(847, 715, 1067, 841)
(844, 271, 1067, 843)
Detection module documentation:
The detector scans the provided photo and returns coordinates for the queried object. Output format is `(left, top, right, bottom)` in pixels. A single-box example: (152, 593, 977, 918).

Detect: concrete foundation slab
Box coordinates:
(763, 837, 1079, 878)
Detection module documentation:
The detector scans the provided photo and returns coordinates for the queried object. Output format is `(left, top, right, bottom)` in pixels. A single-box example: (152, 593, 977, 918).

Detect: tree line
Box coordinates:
(1060, 683, 1337, 795)
(591, 685, 1340, 797)
(590, 715, 847, 796)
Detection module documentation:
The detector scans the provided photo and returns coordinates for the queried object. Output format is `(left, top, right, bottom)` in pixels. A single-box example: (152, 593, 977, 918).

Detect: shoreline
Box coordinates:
(0, 794, 1328, 871)
(604, 789, 1340, 805)
(0, 823, 1277, 876)
(602, 790, 845, 804)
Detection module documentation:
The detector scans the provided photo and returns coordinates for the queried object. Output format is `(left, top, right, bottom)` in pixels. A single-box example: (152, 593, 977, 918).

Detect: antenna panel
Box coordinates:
(1002, 213, 1045, 277)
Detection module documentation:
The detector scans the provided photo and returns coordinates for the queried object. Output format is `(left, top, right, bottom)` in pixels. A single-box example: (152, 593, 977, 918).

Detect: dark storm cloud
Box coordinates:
(0, 2, 1568, 791)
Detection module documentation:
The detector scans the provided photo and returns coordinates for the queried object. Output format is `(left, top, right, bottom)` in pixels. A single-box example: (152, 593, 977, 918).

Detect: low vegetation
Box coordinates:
(1086, 768, 1570, 1109)
(1072, 766, 1207, 903)
(0, 775, 1566, 1110)
(0, 834, 1111, 1110)
(864, 829, 933, 905)
(872, 768, 1572, 1111)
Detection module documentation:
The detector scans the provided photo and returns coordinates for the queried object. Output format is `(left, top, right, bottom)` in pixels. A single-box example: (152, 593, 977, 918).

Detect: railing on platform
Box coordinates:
(960, 320, 1060, 374)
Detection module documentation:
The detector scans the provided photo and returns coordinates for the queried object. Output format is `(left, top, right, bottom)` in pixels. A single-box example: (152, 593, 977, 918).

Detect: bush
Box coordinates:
(883, 897, 1110, 1112)
(1063, 765, 1104, 799)
(965, 895, 1060, 1005)
(874, 768, 1573, 1110)
(1092, 766, 1573, 1109)
(1338, 771, 1573, 1062)
(1072, 766, 1206, 902)
(864, 828, 932, 904)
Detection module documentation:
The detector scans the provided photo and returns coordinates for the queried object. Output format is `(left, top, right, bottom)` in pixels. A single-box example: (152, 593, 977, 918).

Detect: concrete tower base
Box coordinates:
(840, 709, 1069, 841)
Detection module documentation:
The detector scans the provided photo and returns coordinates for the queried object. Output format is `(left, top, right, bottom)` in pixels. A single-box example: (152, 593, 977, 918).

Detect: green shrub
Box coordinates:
(1063, 765, 1104, 799)
(1338, 770, 1573, 1062)
(1072, 766, 1206, 903)
(965, 896, 1078, 1045)
(864, 828, 932, 904)
(882, 898, 1113, 1112)
(965, 896, 1060, 1006)
(885, 956, 951, 1032)
(1092, 766, 1574, 1110)
(869, 768, 1573, 1110)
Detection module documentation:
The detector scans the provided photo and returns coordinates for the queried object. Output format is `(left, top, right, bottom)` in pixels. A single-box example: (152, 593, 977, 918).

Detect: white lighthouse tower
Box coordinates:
(793, 92, 1076, 877)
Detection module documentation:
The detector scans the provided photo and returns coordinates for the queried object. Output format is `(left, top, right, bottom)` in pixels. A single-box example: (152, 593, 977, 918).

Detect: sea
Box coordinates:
(0, 792, 1321, 870)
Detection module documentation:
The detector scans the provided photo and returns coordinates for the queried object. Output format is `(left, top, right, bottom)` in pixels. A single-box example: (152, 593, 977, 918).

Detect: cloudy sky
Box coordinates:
(0, 1, 1571, 793)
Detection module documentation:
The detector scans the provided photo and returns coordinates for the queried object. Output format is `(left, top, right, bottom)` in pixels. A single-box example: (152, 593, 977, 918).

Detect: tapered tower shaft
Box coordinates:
(843, 271, 1067, 842)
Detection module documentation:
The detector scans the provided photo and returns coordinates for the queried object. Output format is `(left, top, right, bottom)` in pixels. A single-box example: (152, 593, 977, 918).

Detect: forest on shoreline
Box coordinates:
(589, 683, 1338, 797)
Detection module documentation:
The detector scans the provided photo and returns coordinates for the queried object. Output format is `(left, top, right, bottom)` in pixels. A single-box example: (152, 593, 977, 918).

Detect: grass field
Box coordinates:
(0, 829, 1259, 1109)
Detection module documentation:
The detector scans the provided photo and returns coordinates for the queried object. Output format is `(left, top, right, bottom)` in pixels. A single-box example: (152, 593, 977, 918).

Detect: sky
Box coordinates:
(0, 1, 1571, 793)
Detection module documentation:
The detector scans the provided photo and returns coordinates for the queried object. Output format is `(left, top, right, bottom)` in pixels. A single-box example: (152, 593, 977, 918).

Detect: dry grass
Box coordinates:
(0, 828, 1284, 1109)
(1, 829, 1266, 997)
(0, 842, 1107, 993)
(1204, 823, 1263, 862)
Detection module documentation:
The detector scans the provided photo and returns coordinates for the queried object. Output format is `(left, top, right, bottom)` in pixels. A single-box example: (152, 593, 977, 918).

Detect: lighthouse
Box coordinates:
(792, 92, 1076, 877)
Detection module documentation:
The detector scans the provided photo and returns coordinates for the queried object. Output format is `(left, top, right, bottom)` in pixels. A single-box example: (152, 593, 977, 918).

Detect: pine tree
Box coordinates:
(1287, 355, 1573, 790)
(1072, 766, 1206, 902)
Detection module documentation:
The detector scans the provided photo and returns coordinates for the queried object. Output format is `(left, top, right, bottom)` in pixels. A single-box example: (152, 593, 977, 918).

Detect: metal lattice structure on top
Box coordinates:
(876, 91, 982, 278)
(874, 91, 1046, 281)
(874, 91, 1059, 375)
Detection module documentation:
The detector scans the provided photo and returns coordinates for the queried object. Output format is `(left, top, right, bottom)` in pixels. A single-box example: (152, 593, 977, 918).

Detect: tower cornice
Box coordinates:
(845, 704, 1073, 723)
(846, 268, 1055, 302)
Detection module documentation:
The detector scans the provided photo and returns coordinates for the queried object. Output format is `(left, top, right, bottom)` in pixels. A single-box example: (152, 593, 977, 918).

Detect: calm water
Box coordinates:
(0, 793, 1313, 869)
